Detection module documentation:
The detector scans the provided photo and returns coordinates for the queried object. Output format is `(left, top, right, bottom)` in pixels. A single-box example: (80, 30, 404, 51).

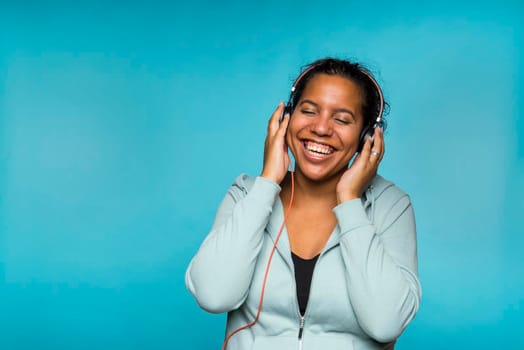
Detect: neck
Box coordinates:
(281, 169, 342, 210)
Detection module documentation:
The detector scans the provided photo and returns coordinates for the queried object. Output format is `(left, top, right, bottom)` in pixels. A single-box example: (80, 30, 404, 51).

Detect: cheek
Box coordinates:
(285, 130, 292, 148)
(286, 119, 299, 142)
(286, 130, 299, 156)
(340, 128, 361, 145)
(286, 120, 303, 157)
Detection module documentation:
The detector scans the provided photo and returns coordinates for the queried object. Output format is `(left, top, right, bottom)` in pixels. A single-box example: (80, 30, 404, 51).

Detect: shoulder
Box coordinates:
(368, 174, 415, 232)
(231, 173, 257, 192)
(365, 175, 418, 241)
(369, 174, 413, 211)
(227, 173, 281, 202)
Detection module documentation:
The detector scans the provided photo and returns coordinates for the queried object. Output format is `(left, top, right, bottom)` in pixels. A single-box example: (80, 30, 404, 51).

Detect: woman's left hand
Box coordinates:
(336, 127, 385, 203)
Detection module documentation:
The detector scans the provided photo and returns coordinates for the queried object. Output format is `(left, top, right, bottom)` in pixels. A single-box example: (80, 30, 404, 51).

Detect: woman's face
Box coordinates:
(286, 73, 365, 182)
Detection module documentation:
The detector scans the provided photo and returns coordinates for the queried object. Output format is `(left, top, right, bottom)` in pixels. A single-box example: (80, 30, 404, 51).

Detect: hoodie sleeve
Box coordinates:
(185, 174, 281, 314)
(332, 190, 421, 343)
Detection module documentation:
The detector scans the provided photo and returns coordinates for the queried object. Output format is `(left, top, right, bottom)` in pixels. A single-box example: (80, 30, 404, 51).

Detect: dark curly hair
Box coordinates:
(289, 57, 389, 131)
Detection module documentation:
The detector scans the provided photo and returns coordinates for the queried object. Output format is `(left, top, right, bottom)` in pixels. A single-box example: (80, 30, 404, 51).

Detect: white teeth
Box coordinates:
(305, 142, 333, 155)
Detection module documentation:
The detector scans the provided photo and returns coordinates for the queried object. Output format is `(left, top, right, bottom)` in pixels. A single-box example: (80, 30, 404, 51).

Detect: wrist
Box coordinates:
(260, 171, 280, 184)
(337, 191, 360, 204)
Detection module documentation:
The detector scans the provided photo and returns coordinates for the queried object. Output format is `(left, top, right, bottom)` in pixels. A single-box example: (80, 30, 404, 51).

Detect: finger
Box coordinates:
(370, 127, 383, 163)
(348, 151, 361, 169)
(360, 135, 372, 160)
(372, 126, 384, 162)
(369, 151, 380, 163)
(377, 127, 385, 162)
(268, 102, 284, 135)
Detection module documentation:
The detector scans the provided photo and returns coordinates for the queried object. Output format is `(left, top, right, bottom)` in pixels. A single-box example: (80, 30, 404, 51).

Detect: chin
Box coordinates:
(295, 164, 346, 183)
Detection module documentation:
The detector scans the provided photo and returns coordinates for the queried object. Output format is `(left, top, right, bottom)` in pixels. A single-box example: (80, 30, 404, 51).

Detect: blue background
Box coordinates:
(1, 1, 523, 349)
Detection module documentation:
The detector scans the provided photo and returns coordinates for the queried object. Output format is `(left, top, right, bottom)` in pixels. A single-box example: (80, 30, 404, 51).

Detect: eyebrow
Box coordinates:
(299, 99, 356, 119)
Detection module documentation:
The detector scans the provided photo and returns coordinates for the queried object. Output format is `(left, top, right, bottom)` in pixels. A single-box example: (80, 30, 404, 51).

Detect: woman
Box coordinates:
(186, 58, 421, 350)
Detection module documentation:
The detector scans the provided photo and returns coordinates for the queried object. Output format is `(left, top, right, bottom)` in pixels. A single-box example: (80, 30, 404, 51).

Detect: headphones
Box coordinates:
(282, 63, 385, 152)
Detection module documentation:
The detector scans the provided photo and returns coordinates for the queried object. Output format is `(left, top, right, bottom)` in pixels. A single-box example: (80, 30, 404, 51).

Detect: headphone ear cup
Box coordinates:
(280, 105, 293, 123)
(358, 125, 372, 152)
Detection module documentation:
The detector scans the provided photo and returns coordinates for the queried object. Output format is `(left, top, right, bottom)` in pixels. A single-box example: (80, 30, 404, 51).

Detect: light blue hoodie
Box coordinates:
(186, 173, 421, 350)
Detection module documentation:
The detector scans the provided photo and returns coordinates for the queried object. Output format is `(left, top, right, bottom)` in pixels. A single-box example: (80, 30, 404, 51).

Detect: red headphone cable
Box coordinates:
(221, 170, 295, 350)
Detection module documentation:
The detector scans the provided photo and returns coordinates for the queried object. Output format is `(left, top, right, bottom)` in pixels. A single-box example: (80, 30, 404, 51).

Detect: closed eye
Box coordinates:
(334, 118, 350, 125)
(301, 109, 316, 115)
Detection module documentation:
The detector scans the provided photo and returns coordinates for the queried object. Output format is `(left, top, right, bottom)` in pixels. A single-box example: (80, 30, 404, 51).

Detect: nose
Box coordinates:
(310, 114, 332, 136)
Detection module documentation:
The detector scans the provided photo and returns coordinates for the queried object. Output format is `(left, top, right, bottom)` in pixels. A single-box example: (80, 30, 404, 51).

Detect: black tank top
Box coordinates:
(291, 252, 320, 316)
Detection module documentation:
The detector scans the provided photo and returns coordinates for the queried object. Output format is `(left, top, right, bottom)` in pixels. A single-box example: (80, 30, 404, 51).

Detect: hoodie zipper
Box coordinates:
(295, 269, 306, 350)
(295, 251, 323, 350)
(298, 315, 305, 350)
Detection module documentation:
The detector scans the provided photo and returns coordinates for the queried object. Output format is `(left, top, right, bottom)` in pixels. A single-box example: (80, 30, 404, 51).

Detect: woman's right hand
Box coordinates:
(260, 102, 290, 184)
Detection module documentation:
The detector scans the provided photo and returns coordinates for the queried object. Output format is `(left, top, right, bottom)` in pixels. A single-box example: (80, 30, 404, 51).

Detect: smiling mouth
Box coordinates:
(303, 141, 336, 157)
